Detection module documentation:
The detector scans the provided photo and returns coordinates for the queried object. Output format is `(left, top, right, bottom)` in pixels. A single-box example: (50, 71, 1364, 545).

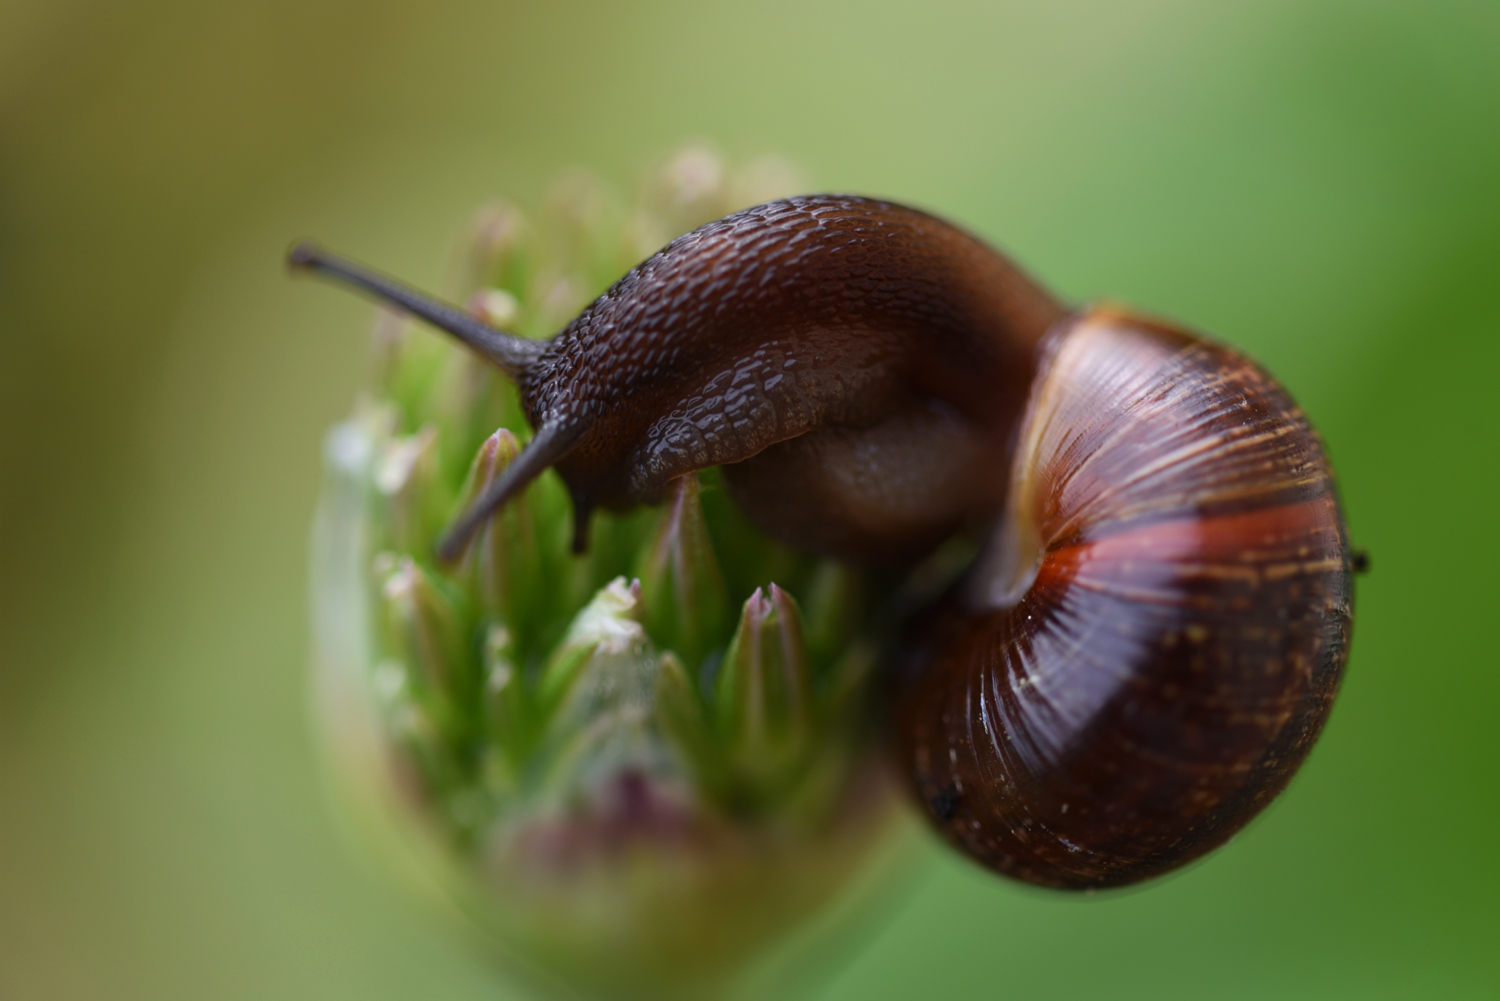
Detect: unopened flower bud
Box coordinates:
(309, 152, 915, 1001)
(465, 198, 530, 294)
(468, 287, 522, 330)
(716, 585, 815, 806)
(635, 475, 729, 669)
(374, 426, 444, 553)
(376, 552, 466, 701)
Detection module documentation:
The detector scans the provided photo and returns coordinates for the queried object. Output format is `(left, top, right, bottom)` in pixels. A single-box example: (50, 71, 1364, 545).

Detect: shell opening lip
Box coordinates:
(964, 504, 1044, 611)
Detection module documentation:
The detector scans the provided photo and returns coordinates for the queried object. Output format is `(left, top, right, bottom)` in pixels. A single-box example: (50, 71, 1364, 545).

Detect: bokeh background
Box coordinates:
(2, 0, 1496, 998)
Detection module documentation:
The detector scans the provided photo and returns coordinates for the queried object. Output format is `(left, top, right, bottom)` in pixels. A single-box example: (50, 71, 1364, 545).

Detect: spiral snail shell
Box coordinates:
(897, 307, 1352, 888)
(290, 194, 1354, 889)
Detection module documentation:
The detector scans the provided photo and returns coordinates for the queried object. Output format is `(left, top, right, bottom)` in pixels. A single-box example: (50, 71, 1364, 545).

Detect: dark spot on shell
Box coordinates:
(930, 786, 962, 821)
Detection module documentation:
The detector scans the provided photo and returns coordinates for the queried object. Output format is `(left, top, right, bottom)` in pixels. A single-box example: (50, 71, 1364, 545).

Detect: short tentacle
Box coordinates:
(435, 419, 590, 561)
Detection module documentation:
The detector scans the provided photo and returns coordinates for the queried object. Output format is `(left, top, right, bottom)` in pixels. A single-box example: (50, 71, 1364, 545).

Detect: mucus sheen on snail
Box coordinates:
(290, 195, 1355, 890)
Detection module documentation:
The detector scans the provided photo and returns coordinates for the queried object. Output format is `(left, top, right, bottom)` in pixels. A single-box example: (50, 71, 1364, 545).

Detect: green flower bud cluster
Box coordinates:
(310, 147, 914, 1000)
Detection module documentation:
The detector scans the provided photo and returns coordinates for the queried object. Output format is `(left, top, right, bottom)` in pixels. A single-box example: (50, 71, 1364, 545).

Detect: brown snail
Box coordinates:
(290, 194, 1355, 890)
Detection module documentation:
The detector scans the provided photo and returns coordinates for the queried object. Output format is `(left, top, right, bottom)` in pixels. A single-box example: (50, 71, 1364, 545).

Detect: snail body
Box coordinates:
(291, 195, 1354, 889)
(520, 197, 1061, 564)
(294, 197, 1063, 563)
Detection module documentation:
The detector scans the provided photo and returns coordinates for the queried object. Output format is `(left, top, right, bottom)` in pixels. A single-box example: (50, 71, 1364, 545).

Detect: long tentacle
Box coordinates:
(287, 242, 546, 378)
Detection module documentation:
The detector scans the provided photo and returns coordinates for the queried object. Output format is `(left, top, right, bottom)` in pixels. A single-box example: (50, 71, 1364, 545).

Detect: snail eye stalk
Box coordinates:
(288, 241, 545, 378)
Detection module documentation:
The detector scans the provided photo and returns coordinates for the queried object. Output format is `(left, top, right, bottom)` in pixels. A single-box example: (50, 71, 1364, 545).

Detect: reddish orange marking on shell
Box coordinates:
(1046, 494, 1343, 574)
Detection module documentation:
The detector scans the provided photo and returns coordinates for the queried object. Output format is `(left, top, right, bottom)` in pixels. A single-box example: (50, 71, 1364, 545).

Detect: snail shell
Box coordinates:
(289, 196, 1355, 889)
(897, 307, 1353, 888)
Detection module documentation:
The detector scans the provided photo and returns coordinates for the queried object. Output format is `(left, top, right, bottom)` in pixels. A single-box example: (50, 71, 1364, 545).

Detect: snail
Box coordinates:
(290, 194, 1354, 890)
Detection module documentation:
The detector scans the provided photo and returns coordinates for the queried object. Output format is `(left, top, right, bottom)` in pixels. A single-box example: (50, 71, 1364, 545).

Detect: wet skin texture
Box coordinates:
(517, 196, 1064, 562)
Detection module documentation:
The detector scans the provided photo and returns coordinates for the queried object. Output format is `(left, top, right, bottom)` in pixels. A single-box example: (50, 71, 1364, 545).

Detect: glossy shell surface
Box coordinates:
(896, 307, 1353, 889)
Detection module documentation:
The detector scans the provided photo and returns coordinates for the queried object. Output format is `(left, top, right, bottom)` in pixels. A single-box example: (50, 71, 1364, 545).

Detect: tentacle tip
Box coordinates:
(286, 240, 322, 273)
(434, 527, 471, 565)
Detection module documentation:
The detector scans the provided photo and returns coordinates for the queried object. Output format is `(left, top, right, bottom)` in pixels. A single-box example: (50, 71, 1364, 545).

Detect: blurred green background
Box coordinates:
(2, 0, 1496, 997)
